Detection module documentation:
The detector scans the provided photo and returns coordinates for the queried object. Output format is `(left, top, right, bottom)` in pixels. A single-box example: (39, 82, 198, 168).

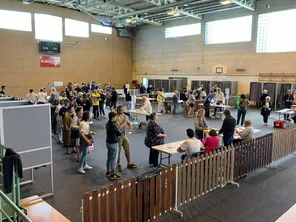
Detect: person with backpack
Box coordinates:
(236, 94, 251, 126)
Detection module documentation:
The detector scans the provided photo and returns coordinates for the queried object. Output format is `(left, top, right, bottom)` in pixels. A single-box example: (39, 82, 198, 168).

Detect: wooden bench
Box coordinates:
(276, 204, 296, 222)
(20, 195, 70, 222)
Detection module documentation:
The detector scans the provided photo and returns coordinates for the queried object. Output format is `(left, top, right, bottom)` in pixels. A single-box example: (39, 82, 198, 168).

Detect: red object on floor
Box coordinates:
(274, 120, 285, 128)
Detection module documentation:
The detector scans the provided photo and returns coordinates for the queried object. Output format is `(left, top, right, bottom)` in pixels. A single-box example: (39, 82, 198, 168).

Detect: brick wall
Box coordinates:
(0, 0, 133, 96)
(133, 0, 296, 94)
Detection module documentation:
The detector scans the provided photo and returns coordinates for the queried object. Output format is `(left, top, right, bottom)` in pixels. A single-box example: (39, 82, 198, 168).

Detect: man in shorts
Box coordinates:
(116, 105, 137, 171)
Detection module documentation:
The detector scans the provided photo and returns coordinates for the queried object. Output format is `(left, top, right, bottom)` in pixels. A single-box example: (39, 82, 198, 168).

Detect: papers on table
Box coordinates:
(152, 140, 185, 155)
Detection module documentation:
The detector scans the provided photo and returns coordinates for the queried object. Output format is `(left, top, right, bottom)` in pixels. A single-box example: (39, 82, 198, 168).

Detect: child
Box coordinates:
(202, 129, 220, 154)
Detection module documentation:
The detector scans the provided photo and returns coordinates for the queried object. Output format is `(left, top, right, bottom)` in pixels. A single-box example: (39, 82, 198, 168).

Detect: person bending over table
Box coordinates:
(204, 91, 216, 118)
(194, 109, 208, 139)
(283, 89, 294, 121)
(261, 96, 272, 126)
(144, 113, 166, 168)
(234, 119, 254, 145)
(219, 110, 236, 146)
(202, 129, 220, 154)
(177, 128, 203, 161)
(140, 96, 152, 121)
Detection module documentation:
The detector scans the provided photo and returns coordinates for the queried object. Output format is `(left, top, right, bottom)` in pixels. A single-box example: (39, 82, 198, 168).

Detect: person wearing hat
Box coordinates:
(260, 90, 268, 103)
(235, 119, 254, 143)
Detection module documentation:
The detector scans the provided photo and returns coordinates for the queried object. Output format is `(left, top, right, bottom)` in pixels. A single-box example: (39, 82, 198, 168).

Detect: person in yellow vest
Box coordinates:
(157, 88, 165, 113)
(92, 89, 100, 119)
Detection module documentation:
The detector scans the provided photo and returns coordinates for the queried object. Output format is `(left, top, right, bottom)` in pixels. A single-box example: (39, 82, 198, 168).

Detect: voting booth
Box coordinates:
(0, 102, 53, 198)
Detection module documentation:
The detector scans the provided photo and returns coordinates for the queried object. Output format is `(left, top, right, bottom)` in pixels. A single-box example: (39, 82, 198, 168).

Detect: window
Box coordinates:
(165, 23, 201, 38)
(205, 15, 252, 44)
(34, 14, 63, 41)
(91, 24, 112, 34)
(0, 10, 32, 32)
(257, 9, 296, 53)
(65, 18, 89, 38)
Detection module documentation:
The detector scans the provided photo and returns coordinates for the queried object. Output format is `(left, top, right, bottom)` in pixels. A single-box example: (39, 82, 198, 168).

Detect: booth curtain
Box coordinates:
(249, 82, 262, 103)
(263, 83, 276, 103)
(200, 81, 210, 94)
(161, 80, 169, 92)
(279, 83, 292, 107)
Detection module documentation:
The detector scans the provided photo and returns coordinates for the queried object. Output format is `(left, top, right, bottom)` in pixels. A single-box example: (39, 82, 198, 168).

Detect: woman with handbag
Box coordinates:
(78, 111, 94, 174)
(71, 106, 83, 162)
(236, 94, 251, 126)
(261, 96, 272, 126)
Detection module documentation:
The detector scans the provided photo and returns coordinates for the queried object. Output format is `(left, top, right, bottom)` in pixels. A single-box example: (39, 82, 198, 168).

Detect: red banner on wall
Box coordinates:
(40, 56, 60, 68)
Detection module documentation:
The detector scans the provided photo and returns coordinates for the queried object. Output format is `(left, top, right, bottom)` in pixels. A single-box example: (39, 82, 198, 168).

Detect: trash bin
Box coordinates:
(235, 94, 240, 109)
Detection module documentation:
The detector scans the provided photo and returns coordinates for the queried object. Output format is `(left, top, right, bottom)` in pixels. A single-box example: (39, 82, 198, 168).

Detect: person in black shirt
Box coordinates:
(219, 110, 236, 146)
(139, 84, 146, 94)
(74, 85, 81, 93)
(106, 111, 121, 180)
(125, 90, 132, 110)
(0, 85, 6, 96)
(48, 93, 59, 134)
(260, 90, 268, 103)
(283, 89, 294, 121)
(99, 89, 106, 117)
(147, 85, 154, 94)
(110, 88, 118, 111)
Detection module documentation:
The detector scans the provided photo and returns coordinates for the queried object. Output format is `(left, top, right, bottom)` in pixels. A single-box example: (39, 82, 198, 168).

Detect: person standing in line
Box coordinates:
(51, 87, 60, 99)
(110, 88, 118, 111)
(219, 110, 236, 146)
(26, 88, 38, 103)
(72, 106, 83, 161)
(116, 105, 137, 171)
(92, 89, 100, 119)
(0, 85, 6, 96)
(261, 96, 272, 126)
(78, 111, 94, 174)
(140, 84, 146, 94)
(62, 106, 73, 154)
(99, 89, 106, 117)
(157, 88, 165, 113)
(106, 111, 122, 179)
(144, 112, 166, 168)
(123, 82, 129, 95)
(194, 108, 209, 139)
(172, 91, 179, 115)
(48, 93, 59, 134)
(204, 91, 215, 118)
(140, 96, 152, 121)
(187, 91, 196, 118)
(282, 89, 293, 121)
(125, 90, 132, 111)
(182, 90, 189, 117)
(37, 88, 47, 104)
(236, 94, 251, 126)
(91, 81, 96, 92)
(56, 99, 64, 144)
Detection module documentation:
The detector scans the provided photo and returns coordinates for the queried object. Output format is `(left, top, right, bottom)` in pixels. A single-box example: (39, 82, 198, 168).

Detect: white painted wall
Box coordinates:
(133, 0, 296, 94)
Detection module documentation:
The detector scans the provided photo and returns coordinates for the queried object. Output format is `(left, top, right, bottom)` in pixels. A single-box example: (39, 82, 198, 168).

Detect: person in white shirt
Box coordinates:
(213, 88, 225, 117)
(26, 88, 38, 103)
(37, 88, 47, 104)
(140, 96, 152, 121)
(177, 128, 203, 160)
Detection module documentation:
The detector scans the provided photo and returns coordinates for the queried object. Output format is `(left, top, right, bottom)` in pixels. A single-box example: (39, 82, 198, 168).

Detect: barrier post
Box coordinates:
(230, 147, 239, 188)
(171, 164, 183, 217)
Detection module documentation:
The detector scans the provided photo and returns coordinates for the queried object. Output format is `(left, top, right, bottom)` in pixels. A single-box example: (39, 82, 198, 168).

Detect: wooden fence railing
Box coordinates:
(234, 134, 273, 179)
(272, 126, 296, 162)
(82, 165, 176, 222)
(177, 146, 238, 207)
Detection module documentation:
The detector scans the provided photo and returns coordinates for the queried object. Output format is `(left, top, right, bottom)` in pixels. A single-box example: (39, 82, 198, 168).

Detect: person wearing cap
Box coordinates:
(235, 119, 254, 143)
(260, 90, 268, 103)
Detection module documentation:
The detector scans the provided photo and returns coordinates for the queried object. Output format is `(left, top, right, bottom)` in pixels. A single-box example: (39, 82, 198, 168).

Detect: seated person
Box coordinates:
(177, 128, 203, 161)
(202, 129, 220, 154)
(234, 119, 254, 144)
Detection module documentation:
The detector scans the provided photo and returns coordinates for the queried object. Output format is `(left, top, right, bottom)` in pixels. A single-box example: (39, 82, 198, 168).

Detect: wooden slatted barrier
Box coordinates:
(234, 134, 273, 179)
(177, 146, 238, 207)
(82, 164, 176, 222)
(272, 126, 296, 162)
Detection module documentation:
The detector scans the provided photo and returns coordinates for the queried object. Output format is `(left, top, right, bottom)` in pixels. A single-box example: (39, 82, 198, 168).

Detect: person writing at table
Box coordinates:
(140, 96, 152, 121)
(194, 109, 208, 139)
(202, 129, 220, 154)
(177, 128, 203, 161)
(234, 119, 254, 144)
(283, 89, 293, 121)
(144, 113, 166, 168)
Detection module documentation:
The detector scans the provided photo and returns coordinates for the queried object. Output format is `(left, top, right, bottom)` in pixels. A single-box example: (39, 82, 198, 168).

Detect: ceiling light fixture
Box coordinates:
(220, 0, 232, 5)
(167, 8, 180, 16)
(167, 9, 175, 16)
(125, 17, 133, 24)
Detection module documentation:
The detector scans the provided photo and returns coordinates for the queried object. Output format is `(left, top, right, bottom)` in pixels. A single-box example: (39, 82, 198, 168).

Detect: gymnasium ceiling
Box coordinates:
(22, 0, 256, 27)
